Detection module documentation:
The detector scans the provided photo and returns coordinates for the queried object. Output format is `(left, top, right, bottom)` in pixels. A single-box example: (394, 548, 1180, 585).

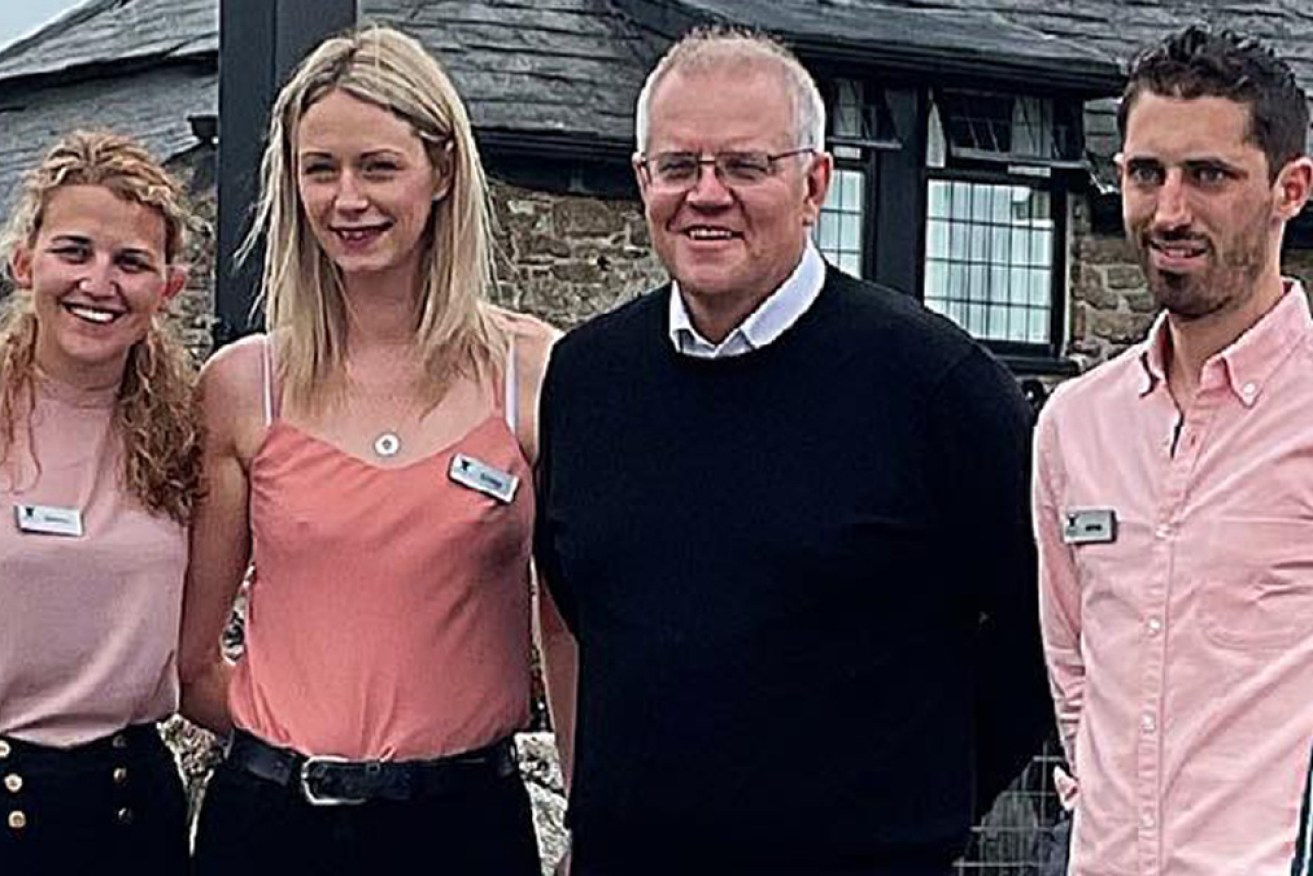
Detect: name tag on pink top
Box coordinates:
(1062, 508, 1116, 545)
(449, 453, 519, 504)
(14, 503, 84, 537)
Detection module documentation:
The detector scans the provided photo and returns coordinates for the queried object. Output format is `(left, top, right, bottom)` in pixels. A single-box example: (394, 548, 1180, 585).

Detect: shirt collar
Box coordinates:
(668, 242, 826, 359)
(1136, 279, 1310, 405)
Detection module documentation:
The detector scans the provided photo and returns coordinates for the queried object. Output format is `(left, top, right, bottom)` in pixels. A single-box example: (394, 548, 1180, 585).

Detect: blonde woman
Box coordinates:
(0, 131, 200, 873)
(181, 26, 555, 873)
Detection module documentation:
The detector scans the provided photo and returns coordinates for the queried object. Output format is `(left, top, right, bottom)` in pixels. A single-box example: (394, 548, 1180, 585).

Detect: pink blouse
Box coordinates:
(0, 375, 186, 747)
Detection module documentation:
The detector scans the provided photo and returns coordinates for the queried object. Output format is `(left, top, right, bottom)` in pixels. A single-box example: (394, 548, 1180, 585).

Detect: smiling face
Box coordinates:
(1118, 92, 1290, 321)
(636, 63, 830, 338)
(9, 184, 183, 387)
(296, 88, 446, 286)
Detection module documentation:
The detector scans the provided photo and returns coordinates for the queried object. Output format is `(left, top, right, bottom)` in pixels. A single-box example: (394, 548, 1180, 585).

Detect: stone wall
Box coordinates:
(488, 178, 666, 328)
(163, 142, 218, 362)
(1065, 197, 1158, 369)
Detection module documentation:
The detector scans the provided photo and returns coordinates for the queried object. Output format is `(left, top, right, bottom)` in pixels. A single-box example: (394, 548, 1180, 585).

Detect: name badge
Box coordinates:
(449, 453, 519, 504)
(1062, 508, 1116, 545)
(14, 504, 84, 537)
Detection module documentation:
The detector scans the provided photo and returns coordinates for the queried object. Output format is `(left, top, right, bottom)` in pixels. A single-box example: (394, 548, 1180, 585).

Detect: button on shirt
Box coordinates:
(668, 242, 824, 358)
(1034, 283, 1313, 875)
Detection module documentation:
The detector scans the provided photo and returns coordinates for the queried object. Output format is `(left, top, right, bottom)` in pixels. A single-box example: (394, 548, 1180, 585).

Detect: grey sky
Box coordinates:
(0, 0, 82, 52)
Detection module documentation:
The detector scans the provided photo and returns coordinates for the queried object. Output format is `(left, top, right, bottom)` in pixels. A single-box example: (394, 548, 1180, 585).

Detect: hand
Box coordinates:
(1053, 765, 1079, 812)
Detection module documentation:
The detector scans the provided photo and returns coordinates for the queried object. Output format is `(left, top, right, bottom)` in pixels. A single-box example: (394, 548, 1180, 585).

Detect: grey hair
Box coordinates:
(634, 26, 827, 154)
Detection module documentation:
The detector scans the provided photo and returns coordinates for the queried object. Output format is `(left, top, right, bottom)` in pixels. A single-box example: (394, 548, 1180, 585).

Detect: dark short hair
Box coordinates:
(1117, 25, 1310, 181)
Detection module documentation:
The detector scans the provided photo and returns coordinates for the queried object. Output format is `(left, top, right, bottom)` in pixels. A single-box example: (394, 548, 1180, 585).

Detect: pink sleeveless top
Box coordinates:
(228, 340, 533, 759)
(0, 376, 186, 747)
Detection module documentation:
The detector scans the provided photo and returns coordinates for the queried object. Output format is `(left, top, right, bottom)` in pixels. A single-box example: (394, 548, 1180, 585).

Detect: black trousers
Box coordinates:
(192, 748, 541, 875)
(0, 724, 188, 876)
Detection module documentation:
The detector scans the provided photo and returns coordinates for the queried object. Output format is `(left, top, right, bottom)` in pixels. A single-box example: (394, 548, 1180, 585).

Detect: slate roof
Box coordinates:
(371, 0, 653, 141)
(633, 0, 1122, 92)
(0, 64, 215, 208)
(0, 0, 217, 209)
(0, 0, 215, 82)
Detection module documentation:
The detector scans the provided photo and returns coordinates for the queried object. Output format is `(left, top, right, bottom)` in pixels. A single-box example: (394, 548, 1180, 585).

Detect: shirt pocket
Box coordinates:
(1200, 517, 1313, 651)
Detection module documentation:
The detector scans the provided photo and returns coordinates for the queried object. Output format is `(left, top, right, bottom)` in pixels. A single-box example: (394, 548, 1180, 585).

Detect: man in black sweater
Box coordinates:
(535, 26, 1051, 876)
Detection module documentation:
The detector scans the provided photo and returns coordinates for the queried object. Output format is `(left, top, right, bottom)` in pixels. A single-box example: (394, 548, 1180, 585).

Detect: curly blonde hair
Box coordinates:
(0, 131, 202, 524)
(245, 25, 504, 412)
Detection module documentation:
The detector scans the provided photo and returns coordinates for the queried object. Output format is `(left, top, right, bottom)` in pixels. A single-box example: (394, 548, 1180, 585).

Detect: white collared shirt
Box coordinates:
(667, 242, 826, 358)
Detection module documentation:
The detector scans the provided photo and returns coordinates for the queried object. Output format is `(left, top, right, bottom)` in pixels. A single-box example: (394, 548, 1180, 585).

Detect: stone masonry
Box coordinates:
(487, 178, 666, 329)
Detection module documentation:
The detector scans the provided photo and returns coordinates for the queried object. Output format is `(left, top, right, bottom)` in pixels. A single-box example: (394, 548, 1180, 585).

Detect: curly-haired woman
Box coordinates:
(0, 131, 201, 874)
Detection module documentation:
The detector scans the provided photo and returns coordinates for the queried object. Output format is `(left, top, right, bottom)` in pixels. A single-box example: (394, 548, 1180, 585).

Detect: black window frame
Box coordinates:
(809, 63, 1087, 375)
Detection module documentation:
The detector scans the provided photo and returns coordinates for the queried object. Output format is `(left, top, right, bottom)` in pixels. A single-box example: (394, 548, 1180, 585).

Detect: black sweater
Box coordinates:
(536, 268, 1051, 874)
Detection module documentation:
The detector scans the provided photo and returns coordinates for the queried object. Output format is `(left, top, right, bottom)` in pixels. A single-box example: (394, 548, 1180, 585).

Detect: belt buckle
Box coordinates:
(300, 755, 367, 806)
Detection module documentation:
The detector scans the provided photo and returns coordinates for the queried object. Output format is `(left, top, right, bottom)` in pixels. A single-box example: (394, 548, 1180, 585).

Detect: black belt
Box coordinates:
(224, 730, 518, 806)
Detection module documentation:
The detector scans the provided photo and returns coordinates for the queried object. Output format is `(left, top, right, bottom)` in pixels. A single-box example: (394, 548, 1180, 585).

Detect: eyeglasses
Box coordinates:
(637, 148, 816, 191)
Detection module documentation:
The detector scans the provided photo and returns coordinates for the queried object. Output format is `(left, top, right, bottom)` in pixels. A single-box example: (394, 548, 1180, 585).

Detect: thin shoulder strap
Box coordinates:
(503, 333, 519, 435)
(261, 335, 276, 426)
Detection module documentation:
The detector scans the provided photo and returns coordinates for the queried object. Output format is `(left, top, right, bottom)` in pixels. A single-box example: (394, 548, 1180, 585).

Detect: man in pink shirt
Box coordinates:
(1034, 25, 1313, 876)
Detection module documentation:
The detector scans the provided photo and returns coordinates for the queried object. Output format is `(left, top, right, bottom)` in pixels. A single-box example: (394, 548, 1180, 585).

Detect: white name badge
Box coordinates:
(1062, 508, 1116, 545)
(449, 453, 519, 504)
(14, 504, 84, 537)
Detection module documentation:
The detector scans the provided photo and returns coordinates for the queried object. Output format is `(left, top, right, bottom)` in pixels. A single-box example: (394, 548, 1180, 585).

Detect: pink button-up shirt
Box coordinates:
(1035, 282, 1313, 876)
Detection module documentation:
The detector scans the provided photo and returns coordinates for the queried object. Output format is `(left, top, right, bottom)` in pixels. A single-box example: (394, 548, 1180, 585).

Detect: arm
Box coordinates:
(501, 309, 579, 781)
(520, 327, 580, 794)
(928, 348, 1053, 812)
(1033, 406, 1083, 776)
(178, 338, 263, 735)
(538, 576, 578, 787)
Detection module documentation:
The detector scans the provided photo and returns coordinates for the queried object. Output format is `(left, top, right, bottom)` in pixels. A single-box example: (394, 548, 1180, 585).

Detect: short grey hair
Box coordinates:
(634, 26, 827, 155)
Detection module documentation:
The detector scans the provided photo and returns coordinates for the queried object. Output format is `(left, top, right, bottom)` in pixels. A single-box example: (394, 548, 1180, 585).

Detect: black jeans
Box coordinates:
(192, 745, 541, 875)
(0, 724, 188, 876)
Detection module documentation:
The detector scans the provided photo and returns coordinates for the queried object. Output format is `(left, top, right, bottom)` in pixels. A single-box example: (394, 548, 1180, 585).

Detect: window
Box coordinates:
(923, 91, 1078, 354)
(813, 79, 899, 278)
(924, 181, 1053, 343)
(807, 74, 1083, 368)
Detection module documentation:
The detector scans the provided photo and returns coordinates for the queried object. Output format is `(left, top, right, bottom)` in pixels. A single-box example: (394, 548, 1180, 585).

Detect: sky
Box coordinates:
(0, 0, 83, 53)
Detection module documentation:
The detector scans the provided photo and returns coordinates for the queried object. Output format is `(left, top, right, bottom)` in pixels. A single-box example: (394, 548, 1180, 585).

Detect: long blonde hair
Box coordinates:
(245, 25, 503, 411)
(0, 131, 202, 524)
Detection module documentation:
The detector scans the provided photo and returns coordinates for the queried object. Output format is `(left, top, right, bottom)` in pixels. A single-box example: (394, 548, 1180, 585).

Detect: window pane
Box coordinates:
(1030, 229, 1052, 267)
(842, 171, 864, 211)
(925, 259, 947, 297)
(991, 186, 1011, 224)
(840, 212, 862, 251)
(928, 179, 949, 216)
(927, 220, 949, 259)
(991, 265, 1011, 304)
(1029, 269, 1050, 306)
(970, 225, 988, 262)
(818, 212, 838, 250)
(1028, 308, 1049, 343)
